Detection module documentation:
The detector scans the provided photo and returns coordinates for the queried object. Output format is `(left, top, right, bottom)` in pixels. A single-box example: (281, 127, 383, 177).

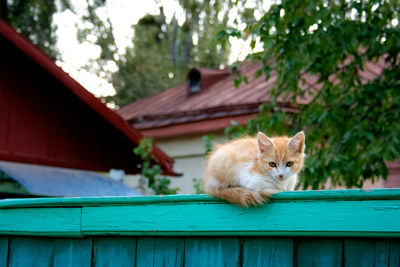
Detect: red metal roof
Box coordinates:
(140, 114, 256, 138)
(0, 19, 176, 175)
(119, 59, 386, 138)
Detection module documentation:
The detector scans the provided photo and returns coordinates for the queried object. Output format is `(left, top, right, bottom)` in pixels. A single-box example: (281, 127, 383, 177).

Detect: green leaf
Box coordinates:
(223, 0, 400, 189)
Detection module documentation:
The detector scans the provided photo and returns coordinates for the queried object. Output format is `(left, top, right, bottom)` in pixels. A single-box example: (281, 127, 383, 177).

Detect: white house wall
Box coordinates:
(156, 133, 228, 194)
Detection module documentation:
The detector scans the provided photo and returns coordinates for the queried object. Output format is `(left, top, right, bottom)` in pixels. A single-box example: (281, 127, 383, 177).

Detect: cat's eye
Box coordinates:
(269, 162, 277, 168)
(286, 161, 294, 167)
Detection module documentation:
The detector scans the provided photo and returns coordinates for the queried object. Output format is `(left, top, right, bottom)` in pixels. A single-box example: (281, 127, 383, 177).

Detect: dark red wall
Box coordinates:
(0, 35, 140, 173)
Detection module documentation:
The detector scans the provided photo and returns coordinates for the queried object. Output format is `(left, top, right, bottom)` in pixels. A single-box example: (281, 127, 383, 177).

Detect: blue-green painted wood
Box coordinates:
(153, 238, 184, 267)
(53, 238, 92, 267)
(1, 189, 400, 237)
(9, 237, 54, 267)
(136, 238, 155, 267)
(242, 238, 293, 267)
(8, 237, 91, 267)
(1, 189, 400, 208)
(0, 236, 8, 266)
(136, 238, 184, 267)
(3, 236, 400, 266)
(93, 237, 136, 267)
(297, 238, 342, 267)
(82, 199, 400, 237)
(0, 208, 82, 237)
(389, 240, 400, 267)
(375, 240, 390, 267)
(184, 238, 240, 267)
(344, 239, 390, 267)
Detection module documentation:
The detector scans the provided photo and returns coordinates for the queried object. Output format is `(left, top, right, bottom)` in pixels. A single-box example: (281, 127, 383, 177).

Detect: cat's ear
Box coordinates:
(288, 131, 305, 153)
(257, 132, 274, 153)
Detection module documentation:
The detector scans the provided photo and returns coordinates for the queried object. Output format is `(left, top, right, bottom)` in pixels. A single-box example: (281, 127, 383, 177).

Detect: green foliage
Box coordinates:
(133, 138, 179, 195)
(106, 1, 234, 106)
(192, 178, 205, 194)
(77, 0, 116, 61)
(224, 120, 246, 140)
(202, 134, 215, 156)
(224, 0, 400, 189)
(0, 0, 73, 58)
(106, 14, 184, 106)
(79, 1, 260, 107)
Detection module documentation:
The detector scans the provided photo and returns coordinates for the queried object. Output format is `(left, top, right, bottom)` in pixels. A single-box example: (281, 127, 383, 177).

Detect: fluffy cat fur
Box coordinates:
(203, 131, 305, 207)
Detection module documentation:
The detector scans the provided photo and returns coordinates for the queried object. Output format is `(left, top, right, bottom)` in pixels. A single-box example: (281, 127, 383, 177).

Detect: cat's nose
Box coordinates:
(278, 175, 283, 179)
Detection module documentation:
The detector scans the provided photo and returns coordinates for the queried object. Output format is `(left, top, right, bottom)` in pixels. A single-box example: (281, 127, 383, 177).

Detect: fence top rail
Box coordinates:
(1, 188, 400, 208)
(1, 189, 400, 238)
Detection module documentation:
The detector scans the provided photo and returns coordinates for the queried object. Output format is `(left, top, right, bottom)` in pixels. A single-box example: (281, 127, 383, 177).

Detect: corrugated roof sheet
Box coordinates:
(0, 160, 141, 197)
(119, 59, 387, 133)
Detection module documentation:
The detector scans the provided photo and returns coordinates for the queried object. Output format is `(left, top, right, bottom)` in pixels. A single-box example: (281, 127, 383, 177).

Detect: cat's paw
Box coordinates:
(258, 190, 272, 201)
(241, 190, 270, 207)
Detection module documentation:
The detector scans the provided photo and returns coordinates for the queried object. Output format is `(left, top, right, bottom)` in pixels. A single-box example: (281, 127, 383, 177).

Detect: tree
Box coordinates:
(79, 0, 257, 107)
(0, 0, 72, 58)
(109, 0, 235, 106)
(108, 14, 183, 106)
(108, 0, 233, 106)
(222, 0, 400, 189)
(133, 138, 179, 195)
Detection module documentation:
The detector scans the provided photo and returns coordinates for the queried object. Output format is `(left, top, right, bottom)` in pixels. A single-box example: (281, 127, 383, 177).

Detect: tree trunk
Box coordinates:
(171, 18, 178, 67)
(183, 26, 192, 66)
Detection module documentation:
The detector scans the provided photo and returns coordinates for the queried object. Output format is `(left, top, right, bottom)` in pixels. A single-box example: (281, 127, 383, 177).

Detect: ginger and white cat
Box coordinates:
(203, 131, 305, 207)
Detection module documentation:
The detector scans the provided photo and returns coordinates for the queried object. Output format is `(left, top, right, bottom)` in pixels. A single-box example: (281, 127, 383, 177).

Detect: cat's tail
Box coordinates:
(207, 186, 270, 207)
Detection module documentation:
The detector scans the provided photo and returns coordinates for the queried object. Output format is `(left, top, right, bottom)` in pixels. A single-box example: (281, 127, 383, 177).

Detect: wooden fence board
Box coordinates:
(8, 237, 54, 267)
(153, 238, 184, 267)
(53, 238, 92, 267)
(136, 238, 155, 267)
(389, 240, 400, 267)
(344, 239, 389, 267)
(184, 238, 240, 267)
(93, 237, 136, 267)
(0, 236, 8, 267)
(136, 237, 184, 267)
(242, 237, 294, 267)
(297, 238, 342, 267)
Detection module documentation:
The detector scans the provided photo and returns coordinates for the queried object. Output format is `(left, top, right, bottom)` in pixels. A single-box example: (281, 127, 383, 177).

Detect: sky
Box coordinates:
(53, 0, 266, 98)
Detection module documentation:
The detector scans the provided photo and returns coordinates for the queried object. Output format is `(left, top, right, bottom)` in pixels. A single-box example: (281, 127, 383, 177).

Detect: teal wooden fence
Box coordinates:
(0, 189, 400, 266)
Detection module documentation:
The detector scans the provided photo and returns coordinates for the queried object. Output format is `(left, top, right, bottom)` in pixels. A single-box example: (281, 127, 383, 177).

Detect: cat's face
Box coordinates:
(257, 131, 305, 180)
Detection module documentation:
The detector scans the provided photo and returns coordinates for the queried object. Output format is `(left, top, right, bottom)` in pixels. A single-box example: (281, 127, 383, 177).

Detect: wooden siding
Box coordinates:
(0, 20, 176, 175)
(0, 33, 143, 173)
